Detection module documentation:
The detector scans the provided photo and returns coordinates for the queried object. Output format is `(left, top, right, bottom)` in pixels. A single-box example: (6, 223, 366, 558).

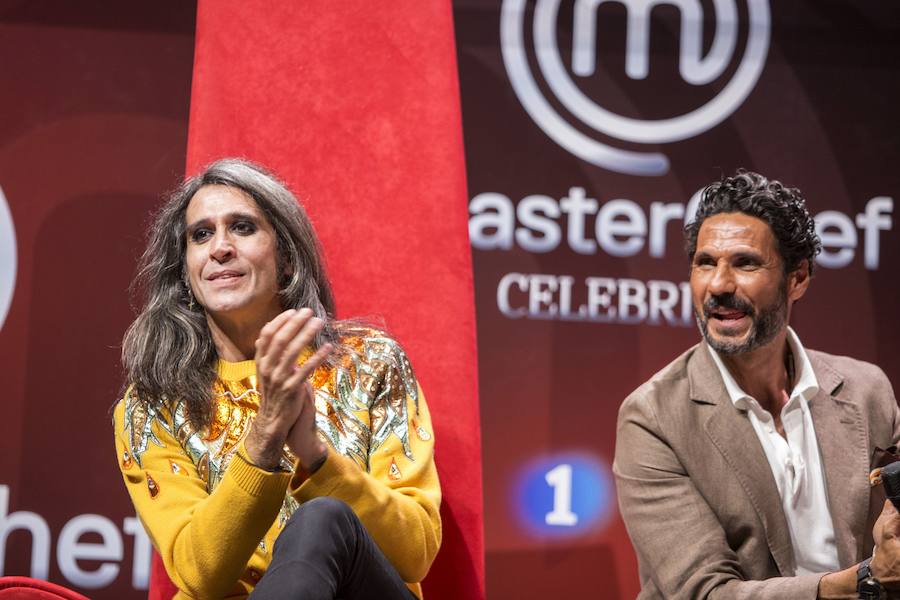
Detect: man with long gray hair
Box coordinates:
(114, 158, 440, 599)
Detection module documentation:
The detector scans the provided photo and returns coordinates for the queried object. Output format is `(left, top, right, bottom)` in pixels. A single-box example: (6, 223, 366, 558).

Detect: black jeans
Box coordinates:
(249, 497, 418, 600)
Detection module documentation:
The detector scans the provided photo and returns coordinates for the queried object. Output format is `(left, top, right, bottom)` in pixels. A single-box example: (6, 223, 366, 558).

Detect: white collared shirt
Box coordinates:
(708, 327, 840, 575)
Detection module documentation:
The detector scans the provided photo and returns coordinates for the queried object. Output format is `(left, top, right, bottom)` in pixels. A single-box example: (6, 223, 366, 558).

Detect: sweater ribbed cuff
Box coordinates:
(228, 440, 291, 498)
(291, 447, 355, 500)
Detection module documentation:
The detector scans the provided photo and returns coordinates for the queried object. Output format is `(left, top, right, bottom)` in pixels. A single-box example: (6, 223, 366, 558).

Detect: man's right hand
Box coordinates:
(243, 308, 327, 471)
(870, 499, 900, 590)
(818, 500, 900, 598)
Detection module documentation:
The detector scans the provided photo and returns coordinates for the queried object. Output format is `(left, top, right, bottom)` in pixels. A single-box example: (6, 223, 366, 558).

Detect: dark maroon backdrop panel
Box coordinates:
(0, 3, 196, 600)
(453, 1, 900, 597)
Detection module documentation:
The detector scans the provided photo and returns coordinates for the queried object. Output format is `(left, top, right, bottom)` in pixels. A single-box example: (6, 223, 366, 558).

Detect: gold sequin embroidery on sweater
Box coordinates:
(123, 331, 421, 521)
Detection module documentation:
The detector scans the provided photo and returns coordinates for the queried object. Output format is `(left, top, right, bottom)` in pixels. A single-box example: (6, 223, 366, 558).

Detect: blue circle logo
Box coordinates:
(514, 452, 614, 538)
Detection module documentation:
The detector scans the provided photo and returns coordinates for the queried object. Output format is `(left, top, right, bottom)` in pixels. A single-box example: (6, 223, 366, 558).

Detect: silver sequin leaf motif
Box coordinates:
(364, 336, 420, 462)
(315, 373, 371, 470)
(123, 390, 167, 469)
(171, 401, 221, 489)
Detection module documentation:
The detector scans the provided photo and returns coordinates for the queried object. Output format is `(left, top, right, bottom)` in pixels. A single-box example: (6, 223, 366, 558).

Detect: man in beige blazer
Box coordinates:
(614, 170, 900, 599)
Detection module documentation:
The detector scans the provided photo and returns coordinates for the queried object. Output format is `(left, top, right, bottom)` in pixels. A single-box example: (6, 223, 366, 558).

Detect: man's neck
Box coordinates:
(207, 308, 280, 361)
(720, 330, 792, 414)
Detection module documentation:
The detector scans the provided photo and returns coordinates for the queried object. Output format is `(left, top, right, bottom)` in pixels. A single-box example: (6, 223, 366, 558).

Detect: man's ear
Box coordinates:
(787, 259, 811, 303)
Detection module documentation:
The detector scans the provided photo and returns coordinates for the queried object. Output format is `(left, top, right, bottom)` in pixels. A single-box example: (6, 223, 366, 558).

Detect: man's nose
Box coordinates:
(209, 231, 235, 263)
(708, 263, 736, 295)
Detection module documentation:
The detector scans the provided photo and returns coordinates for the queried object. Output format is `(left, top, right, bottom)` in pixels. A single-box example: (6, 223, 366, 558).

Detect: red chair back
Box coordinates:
(0, 577, 90, 600)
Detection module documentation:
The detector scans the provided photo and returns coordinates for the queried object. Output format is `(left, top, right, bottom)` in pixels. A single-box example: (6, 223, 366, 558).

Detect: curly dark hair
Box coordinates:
(684, 169, 822, 275)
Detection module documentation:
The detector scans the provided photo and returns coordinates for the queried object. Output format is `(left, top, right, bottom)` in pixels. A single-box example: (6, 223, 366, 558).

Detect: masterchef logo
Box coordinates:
(0, 186, 15, 331)
(500, 0, 771, 175)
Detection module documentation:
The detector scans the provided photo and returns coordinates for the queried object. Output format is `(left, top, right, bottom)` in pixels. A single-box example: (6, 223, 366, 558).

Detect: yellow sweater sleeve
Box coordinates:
(113, 395, 290, 599)
(291, 374, 442, 585)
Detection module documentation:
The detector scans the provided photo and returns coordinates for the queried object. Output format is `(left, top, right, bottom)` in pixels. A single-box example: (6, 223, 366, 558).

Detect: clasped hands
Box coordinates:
(243, 308, 333, 473)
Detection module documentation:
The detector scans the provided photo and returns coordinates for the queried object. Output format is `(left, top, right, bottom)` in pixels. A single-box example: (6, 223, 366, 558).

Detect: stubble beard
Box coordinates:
(695, 282, 788, 356)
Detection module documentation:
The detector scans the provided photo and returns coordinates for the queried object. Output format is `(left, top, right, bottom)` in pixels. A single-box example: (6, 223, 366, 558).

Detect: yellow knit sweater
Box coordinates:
(113, 331, 441, 599)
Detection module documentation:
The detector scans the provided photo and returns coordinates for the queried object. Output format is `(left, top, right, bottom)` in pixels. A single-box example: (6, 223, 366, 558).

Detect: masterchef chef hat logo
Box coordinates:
(501, 0, 771, 176)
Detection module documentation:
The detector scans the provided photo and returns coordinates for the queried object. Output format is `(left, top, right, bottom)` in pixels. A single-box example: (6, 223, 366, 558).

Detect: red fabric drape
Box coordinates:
(150, 2, 484, 598)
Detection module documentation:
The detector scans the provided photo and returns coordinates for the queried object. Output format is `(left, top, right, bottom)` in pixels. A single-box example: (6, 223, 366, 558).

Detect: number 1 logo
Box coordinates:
(545, 463, 579, 526)
(515, 453, 613, 537)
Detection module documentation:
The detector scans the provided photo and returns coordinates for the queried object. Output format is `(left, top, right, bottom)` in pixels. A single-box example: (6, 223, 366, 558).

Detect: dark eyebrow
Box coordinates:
(693, 249, 764, 264)
(731, 251, 763, 263)
(185, 211, 261, 235)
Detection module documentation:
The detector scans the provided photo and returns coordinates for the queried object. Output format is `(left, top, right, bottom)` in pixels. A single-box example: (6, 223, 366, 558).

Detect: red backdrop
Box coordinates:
(3, 2, 899, 599)
(184, 1, 484, 598)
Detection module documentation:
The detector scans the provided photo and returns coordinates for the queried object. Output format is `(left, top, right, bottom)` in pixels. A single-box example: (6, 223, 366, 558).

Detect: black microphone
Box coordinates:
(879, 461, 900, 511)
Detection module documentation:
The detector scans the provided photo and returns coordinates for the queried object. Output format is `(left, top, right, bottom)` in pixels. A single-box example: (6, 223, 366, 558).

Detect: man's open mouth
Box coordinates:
(710, 309, 747, 322)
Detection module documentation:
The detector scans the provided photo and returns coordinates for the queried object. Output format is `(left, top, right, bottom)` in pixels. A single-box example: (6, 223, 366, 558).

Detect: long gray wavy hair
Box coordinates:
(122, 158, 343, 429)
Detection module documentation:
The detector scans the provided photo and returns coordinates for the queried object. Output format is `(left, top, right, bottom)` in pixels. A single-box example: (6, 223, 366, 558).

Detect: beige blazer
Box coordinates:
(614, 342, 900, 599)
